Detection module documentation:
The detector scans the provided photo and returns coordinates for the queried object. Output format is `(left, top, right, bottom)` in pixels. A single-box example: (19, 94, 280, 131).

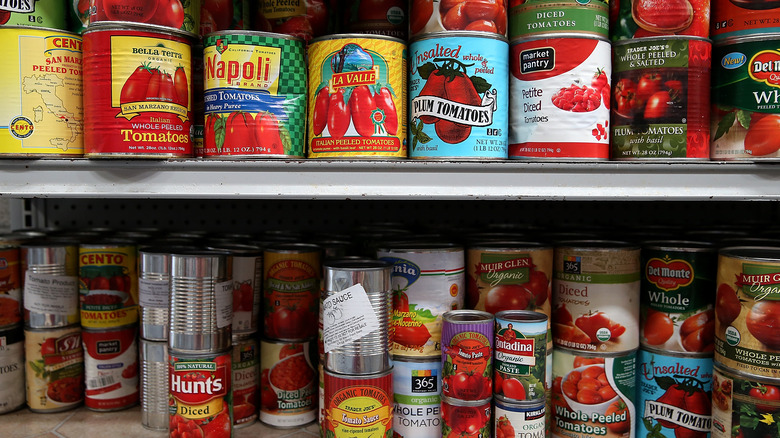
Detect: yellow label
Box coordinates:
(332, 396, 392, 436)
(261, 0, 306, 19)
(204, 43, 281, 92)
(177, 399, 224, 420)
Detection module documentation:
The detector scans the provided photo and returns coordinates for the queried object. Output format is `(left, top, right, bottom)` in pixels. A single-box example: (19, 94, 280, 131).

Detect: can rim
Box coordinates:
(555, 240, 639, 250)
(495, 310, 549, 323)
(443, 309, 494, 323)
(323, 258, 392, 270)
(204, 29, 303, 43)
(640, 240, 716, 251)
(410, 31, 509, 44)
(376, 242, 464, 252)
(310, 33, 407, 46)
(264, 243, 322, 253)
(719, 245, 780, 260)
(493, 393, 547, 408)
(84, 21, 197, 40)
(469, 241, 552, 251)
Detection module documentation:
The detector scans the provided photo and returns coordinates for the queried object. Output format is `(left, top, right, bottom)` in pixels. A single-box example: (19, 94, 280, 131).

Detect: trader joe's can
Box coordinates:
(259, 339, 317, 428)
(609, 0, 710, 40)
(392, 356, 442, 438)
(82, 326, 139, 411)
(82, 23, 194, 158)
(79, 242, 138, 329)
(494, 396, 546, 438)
(511, 0, 609, 39)
(90, 0, 200, 35)
(611, 37, 712, 160)
(0, 27, 83, 157)
(202, 31, 306, 159)
(494, 310, 548, 402)
(0, 1, 68, 29)
(0, 324, 25, 414)
(509, 34, 611, 159)
(323, 369, 393, 437)
(711, 0, 780, 40)
(711, 364, 780, 438)
(24, 325, 84, 412)
(441, 310, 494, 401)
(441, 396, 492, 438)
(307, 34, 407, 159)
(0, 245, 21, 329)
(232, 335, 258, 428)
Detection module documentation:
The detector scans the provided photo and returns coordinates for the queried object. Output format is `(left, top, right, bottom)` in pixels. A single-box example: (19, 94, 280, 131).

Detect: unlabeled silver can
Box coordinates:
(138, 247, 178, 341)
(207, 244, 262, 336)
(140, 339, 168, 431)
(21, 241, 80, 329)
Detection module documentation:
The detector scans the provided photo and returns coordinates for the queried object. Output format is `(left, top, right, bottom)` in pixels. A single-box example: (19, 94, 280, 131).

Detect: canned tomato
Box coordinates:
(141, 339, 168, 431)
(208, 244, 262, 335)
(68, 0, 89, 33)
(711, 364, 780, 438)
(0, 245, 21, 329)
(640, 241, 717, 353)
(342, 0, 407, 39)
(0, 324, 25, 414)
(82, 326, 139, 411)
(509, 34, 611, 159)
(441, 395, 492, 438)
(409, 32, 508, 159)
(392, 356, 442, 437)
(711, 36, 780, 160)
(410, 0, 505, 37)
(263, 243, 320, 341)
(323, 368, 394, 437)
(611, 37, 712, 160)
(0, 1, 67, 29)
(609, 0, 709, 40)
(91, 0, 200, 35)
(79, 241, 139, 329)
(201, 0, 244, 35)
(307, 34, 407, 159)
(377, 243, 465, 357)
(494, 310, 548, 402)
(551, 347, 636, 438)
(24, 325, 84, 412)
(139, 246, 180, 342)
(552, 241, 640, 353)
(494, 396, 546, 438)
(254, 0, 331, 41)
(259, 338, 317, 427)
(511, 0, 608, 39)
(711, 0, 780, 40)
(202, 31, 307, 159)
(0, 27, 83, 157)
(83, 23, 194, 158)
(232, 335, 258, 428)
(22, 241, 80, 329)
(441, 310, 494, 401)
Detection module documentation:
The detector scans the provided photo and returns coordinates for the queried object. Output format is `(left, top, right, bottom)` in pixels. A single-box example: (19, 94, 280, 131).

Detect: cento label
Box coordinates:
(79, 246, 138, 329)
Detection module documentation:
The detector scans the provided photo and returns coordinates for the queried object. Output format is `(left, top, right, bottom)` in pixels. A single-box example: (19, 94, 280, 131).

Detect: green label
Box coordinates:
(613, 39, 691, 71)
(509, 0, 609, 38)
(611, 353, 637, 401)
(715, 337, 780, 371)
(713, 42, 780, 112)
(477, 253, 532, 286)
(641, 249, 716, 313)
(739, 263, 780, 301)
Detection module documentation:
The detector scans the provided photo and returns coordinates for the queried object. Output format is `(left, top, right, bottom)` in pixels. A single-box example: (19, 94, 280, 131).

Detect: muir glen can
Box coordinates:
(79, 242, 138, 329)
(82, 326, 140, 411)
(0, 324, 25, 414)
(323, 369, 394, 438)
(711, 364, 780, 438)
(392, 356, 442, 438)
(259, 339, 317, 428)
(494, 310, 548, 402)
(25, 325, 85, 412)
(90, 0, 200, 35)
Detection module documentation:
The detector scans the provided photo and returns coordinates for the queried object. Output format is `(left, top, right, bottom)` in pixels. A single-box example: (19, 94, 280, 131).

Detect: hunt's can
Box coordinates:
(611, 37, 712, 160)
(22, 241, 80, 328)
(82, 23, 194, 158)
(0, 244, 21, 329)
(82, 326, 139, 411)
(79, 241, 139, 329)
(139, 247, 179, 342)
(0, 27, 83, 157)
(0, 324, 25, 414)
(494, 310, 548, 402)
(90, 0, 200, 36)
(258, 338, 318, 428)
(392, 356, 442, 438)
(323, 368, 394, 437)
(609, 0, 710, 40)
(202, 31, 307, 159)
(441, 310, 494, 401)
(208, 244, 262, 335)
(494, 396, 546, 438)
(711, 363, 780, 438)
(24, 325, 84, 412)
(711, 0, 780, 40)
(441, 395, 492, 438)
(140, 339, 168, 431)
(307, 34, 407, 159)
(410, 0, 506, 37)
(0, 1, 68, 29)
(342, 0, 407, 39)
(409, 32, 508, 159)
(232, 334, 259, 428)
(512, 0, 609, 39)
(509, 34, 611, 159)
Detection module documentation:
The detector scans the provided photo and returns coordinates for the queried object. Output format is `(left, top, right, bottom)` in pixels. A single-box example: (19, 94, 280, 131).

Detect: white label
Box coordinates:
(139, 278, 169, 308)
(23, 272, 78, 316)
(215, 280, 233, 329)
(322, 284, 381, 353)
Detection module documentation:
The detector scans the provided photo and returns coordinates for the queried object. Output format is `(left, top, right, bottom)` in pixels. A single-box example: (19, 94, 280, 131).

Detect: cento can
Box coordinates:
(259, 338, 317, 428)
(82, 326, 140, 411)
(140, 339, 168, 431)
(609, 0, 709, 40)
(711, 36, 780, 160)
(508, 34, 612, 159)
(323, 368, 394, 438)
(22, 241, 80, 329)
(409, 32, 508, 159)
(441, 310, 494, 401)
(611, 37, 712, 160)
(441, 395, 492, 438)
(208, 244, 262, 335)
(711, 0, 780, 40)
(0, 244, 21, 329)
(511, 0, 609, 39)
(232, 334, 258, 428)
(494, 396, 546, 438)
(79, 241, 139, 329)
(494, 310, 548, 402)
(552, 241, 640, 353)
(202, 31, 307, 159)
(90, 0, 200, 36)
(392, 356, 442, 438)
(307, 34, 407, 159)
(24, 325, 84, 412)
(711, 364, 780, 438)
(82, 23, 194, 158)
(0, 1, 67, 29)
(410, 0, 506, 37)
(0, 27, 83, 157)
(0, 324, 25, 414)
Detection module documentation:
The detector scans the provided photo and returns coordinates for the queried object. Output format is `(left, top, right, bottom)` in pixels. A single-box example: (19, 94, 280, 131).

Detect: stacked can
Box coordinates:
(0, 238, 23, 414)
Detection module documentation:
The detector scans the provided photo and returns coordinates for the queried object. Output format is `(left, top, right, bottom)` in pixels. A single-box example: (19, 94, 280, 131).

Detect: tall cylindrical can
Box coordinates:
(24, 325, 84, 413)
(441, 395, 492, 438)
(609, 0, 709, 40)
(79, 241, 139, 330)
(139, 247, 179, 341)
(494, 396, 546, 438)
(253, 0, 331, 41)
(0, 1, 68, 29)
(259, 338, 318, 428)
(90, 0, 200, 35)
(0, 244, 22, 329)
(392, 356, 442, 438)
(711, 0, 780, 40)
(711, 363, 780, 438)
(0, 324, 25, 414)
(323, 369, 394, 437)
(410, 0, 506, 37)
(232, 334, 259, 428)
(140, 338, 168, 431)
(207, 244, 262, 335)
(22, 241, 80, 329)
(494, 310, 548, 402)
(512, 0, 608, 39)
(441, 310, 494, 401)
(82, 326, 139, 411)
(341, 0, 407, 39)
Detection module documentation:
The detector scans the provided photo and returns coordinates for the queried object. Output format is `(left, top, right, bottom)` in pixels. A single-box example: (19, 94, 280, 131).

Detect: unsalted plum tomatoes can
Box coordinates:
(90, 0, 200, 36)
(493, 310, 548, 403)
(82, 325, 140, 411)
(441, 395, 492, 438)
(609, 0, 709, 40)
(24, 325, 85, 413)
(259, 338, 317, 428)
(441, 310, 494, 401)
(323, 369, 394, 438)
(79, 241, 138, 329)
(711, 363, 780, 438)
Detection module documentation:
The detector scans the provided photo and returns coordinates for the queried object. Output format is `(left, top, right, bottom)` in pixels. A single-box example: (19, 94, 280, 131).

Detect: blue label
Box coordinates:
(721, 52, 747, 70)
(204, 88, 287, 119)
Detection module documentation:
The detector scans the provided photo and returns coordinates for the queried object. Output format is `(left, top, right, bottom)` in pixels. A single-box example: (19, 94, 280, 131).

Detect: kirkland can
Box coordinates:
(409, 32, 508, 160)
(0, 324, 25, 414)
(711, 36, 780, 160)
(82, 326, 139, 411)
(202, 31, 307, 159)
(208, 244, 262, 335)
(511, 0, 609, 39)
(90, 0, 200, 36)
(640, 241, 717, 353)
(392, 356, 442, 438)
(494, 396, 546, 438)
(82, 23, 194, 158)
(610, 0, 709, 40)
(611, 37, 712, 160)
(140, 339, 168, 431)
(307, 34, 407, 159)
(508, 34, 611, 159)
(22, 241, 80, 329)
(711, 0, 780, 40)
(0, 1, 67, 29)
(323, 369, 394, 437)
(232, 334, 259, 428)
(636, 348, 713, 438)
(441, 395, 492, 438)
(552, 241, 640, 353)
(259, 338, 317, 428)
(711, 364, 780, 438)
(494, 310, 548, 402)
(441, 310, 494, 401)
(79, 241, 139, 329)
(377, 243, 465, 357)
(342, 0, 407, 39)
(0, 27, 83, 157)
(410, 0, 506, 37)
(24, 325, 84, 412)
(0, 244, 21, 329)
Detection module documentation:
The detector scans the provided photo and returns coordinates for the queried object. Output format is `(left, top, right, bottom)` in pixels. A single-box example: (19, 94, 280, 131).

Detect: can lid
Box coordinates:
(495, 310, 548, 324)
(310, 33, 407, 46)
(443, 309, 494, 324)
(324, 259, 392, 293)
(718, 246, 780, 261)
(84, 20, 197, 41)
(170, 249, 230, 279)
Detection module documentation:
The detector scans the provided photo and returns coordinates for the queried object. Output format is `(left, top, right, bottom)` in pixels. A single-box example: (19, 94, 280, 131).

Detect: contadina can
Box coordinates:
(83, 23, 194, 158)
(0, 27, 83, 157)
(441, 395, 492, 438)
(392, 356, 443, 438)
(22, 241, 80, 328)
(307, 34, 407, 159)
(207, 243, 262, 335)
(409, 32, 508, 159)
(202, 31, 307, 159)
(494, 396, 547, 438)
(323, 368, 394, 438)
(24, 325, 84, 412)
(609, 0, 709, 40)
(410, 0, 507, 37)
(90, 0, 200, 36)
(82, 326, 139, 411)
(711, 363, 780, 438)
(259, 338, 317, 428)
(232, 334, 258, 428)
(141, 339, 168, 431)
(509, 34, 612, 159)
(441, 310, 494, 401)
(494, 310, 548, 402)
(79, 241, 139, 329)
(512, 0, 609, 39)
(611, 37, 712, 160)
(0, 324, 25, 414)
(0, 244, 22, 329)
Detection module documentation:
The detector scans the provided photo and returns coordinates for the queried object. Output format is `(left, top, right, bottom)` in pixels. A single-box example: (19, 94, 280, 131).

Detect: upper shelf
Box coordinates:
(0, 159, 778, 201)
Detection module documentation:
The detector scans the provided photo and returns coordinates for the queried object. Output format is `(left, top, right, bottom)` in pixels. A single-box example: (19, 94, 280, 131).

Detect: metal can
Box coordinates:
(494, 310, 548, 402)
(79, 241, 139, 329)
(208, 244, 262, 335)
(392, 356, 442, 438)
(90, 0, 200, 36)
(202, 31, 307, 159)
(323, 368, 394, 437)
(0, 27, 83, 157)
(342, 0, 407, 39)
(611, 36, 712, 160)
(82, 23, 194, 158)
(82, 326, 140, 411)
(201, 0, 244, 35)
(711, 0, 780, 40)
(610, 0, 710, 40)
(409, 32, 508, 160)
(552, 241, 640, 353)
(512, 0, 608, 39)
(0, 244, 21, 329)
(494, 396, 546, 438)
(140, 338, 168, 431)
(441, 395, 492, 438)
(68, 0, 89, 34)
(0, 1, 68, 29)
(24, 325, 84, 412)
(508, 34, 612, 159)
(410, 0, 505, 37)
(711, 363, 780, 438)
(254, 0, 331, 41)
(259, 338, 318, 428)
(139, 247, 179, 342)
(0, 324, 25, 414)
(22, 241, 80, 329)
(232, 334, 259, 428)
(441, 310, 494, 401)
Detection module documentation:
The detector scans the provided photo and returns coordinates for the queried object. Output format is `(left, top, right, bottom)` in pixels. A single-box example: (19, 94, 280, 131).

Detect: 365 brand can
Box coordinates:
(323, 369, 394, 437)
(140, 339, 168, 431)
(711, 0, 780, 40)
(441, 395, 492, 438)
(609, 0, 709, 40)
(410, 0, 506, 37)
(494, 310, 548, 402)
(82, 326, 140, 411)
(0, 1, 68, 29)
(22, 241, 80, 328)
(392, 356, 442, 438)
(0, 324, 25, 414)
(711, 364, 780, 438)
(232, 334, 258, 428)
(24, 325, 84, 412)
(79, 241, 139, 329)
(511, 0, 609, 39)
(0, 244, 21, 329)
(441, 310, 494, 401)
(91, 0, 200, 35)
(208, 244, 262, 335)
(259, 338, 317, 428)
(494, 396, 546, 438)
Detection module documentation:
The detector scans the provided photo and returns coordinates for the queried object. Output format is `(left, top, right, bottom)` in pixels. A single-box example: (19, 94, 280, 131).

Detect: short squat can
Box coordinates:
(441, 395, 492, 438)
(441, 310, 494, 401)
(24, 325, 85, 413)
(711, 363, 780, 438)
(323, 368, 394, 438)
(494, 310, 548, 402)
(494, 396, 546, 438)
(259, 338, 318, 428)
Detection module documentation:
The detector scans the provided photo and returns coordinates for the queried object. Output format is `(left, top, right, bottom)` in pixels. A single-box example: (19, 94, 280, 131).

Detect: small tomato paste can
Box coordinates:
(208, 243, 262, 335)
(377, 243, 465, 358)
(79, 241, 139, 329)
(711, 363, 780, 438)
(0, 27, 83, 157)
(0, 1, 67, 29)
(140, 338, 169, 431)
(258, 338, 318, 427)
(24, 325, 85, 412)
(408, 32, 508, 160)
(82, 23, 194, 158)
(494, 396, 547, 438)
(711, 0, 780, 40)
(714, 247, 780, 379)
(711, 36, 780, 160)
(254, 0, 331, 42)
(392, 356, 442, 437)
(609, 0, 709, 40)
(441, 310, 494, 401)
(508, 34, 611, 159)
(202, 31, 307, 159)
(511, 0, 608, 39)
(552, 241, 640, 353)
(0, 244, 22, 329)
(22, 241, 80, 329)
(636, 348, 713, 438)
(494, 310, 548, 402)
(611, 36, 712, 160)
(342, 0, 407, 39)
(323, 368, 394, 437)
(640, 241, 717, 353)
(168, 348, 233, 438)
(232, 334, 259, 428)
(441, 395, 492, 438)
(90, 0, 200, 36)
(410, 0, 506, 37)
(82, 325, 140, 411)
(0, 324, 25, 414)
(201, 0, 244, 36)
(551, 347, 637, 438)
(263, 243, 320, 341)
(307, 34, 407, 159)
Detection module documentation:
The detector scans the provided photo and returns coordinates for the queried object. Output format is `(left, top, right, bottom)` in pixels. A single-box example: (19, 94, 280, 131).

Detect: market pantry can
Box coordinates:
(711, 363, 780, 438)
(79, 241, 139, 329)
(259, 338, 317, 428)
(494, 396, 546, 438)
(90, 0, 200, 36)
(509, 34, 611, 159)
(24, 325, 85, 412)
(392, 356, 442, 438)
(323, 369, 394, 438)
(0, 27, 83, 157)
(494, 310, 548, 402)
(611, 36, 712, 160)
(82, 23, 194, 158)
(409, 32, 508, 159)
(441, 310, 494, 401)
(511, 0, 609, 39)
(307, 34, 407, 159)
(0, 244, 21, 329)
(82, 326, 139, 411)
(0, 324, 25, 414)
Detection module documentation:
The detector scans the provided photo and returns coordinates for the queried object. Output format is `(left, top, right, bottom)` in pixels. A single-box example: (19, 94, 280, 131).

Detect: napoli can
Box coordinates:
(511, 0, 609, 39)
(441, 310, 494, 401)
(0, 1, 67, 29)
(609, 0, 709, 40)
(90, 0, 200, 35)
(494, 310, 548, 402)
(392, 356, 442, 437)
(82, 326, 140, 411)
(494, 396, 546, 438)
(711, 364, 780, 438)
(410, 0, 506, 37)
(711, 0, 780, 40)
(409, 32, 508, 159)
(79, 241, 139, 329)
(232, 334, 258, 428)
(22, 241, 80, 328)
(323, 369, 394, 438)
(259, 338, 317, 428)
(24, 325, 84, 412)
(441, 395, 492, 438)
(0, 244, 21, 329)
(140, 339, 168, 431)
(0, 324, 25, 414)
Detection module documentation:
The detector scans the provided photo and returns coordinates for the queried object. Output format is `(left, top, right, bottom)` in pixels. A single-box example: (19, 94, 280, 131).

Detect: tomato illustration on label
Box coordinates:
(118, 61, 189, 121)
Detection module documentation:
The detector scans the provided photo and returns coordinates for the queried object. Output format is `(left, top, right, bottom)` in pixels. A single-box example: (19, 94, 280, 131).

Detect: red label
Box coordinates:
(170, 360, 230, 406)
(646, 258, 694, 291)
